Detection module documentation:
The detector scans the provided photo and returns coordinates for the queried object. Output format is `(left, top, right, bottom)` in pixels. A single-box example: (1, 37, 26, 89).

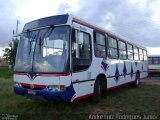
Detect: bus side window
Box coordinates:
(72, 29, 92, 72)
(143, 50, 147, 61)
(118, 40, 127, 60)
(153, 57, 159, 64)
(127, 44, 134, 60)
(148, 57, 152, 64)
(139, 49, 143, 60)
(94, 32, 106, 58)
(134, 47, 139, 60)
(108, 36, 118, 59)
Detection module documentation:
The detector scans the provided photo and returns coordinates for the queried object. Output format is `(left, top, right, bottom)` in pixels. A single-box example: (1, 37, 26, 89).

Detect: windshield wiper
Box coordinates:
(27, 30, 32, 54)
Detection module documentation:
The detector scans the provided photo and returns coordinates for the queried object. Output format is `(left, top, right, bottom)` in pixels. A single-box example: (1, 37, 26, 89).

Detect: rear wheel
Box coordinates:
(93, 78, 102, 103)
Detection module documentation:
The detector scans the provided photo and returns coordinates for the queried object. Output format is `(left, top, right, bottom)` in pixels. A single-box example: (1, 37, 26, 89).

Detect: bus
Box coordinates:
(148, 55, 160, 74)
(13, 14, 148, 102)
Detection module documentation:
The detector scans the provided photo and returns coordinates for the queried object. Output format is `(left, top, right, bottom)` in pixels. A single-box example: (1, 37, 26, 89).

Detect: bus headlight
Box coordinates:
(47, 85, 60, 91)
(47, 85, 66, 91)
(14, 81, 21, 87)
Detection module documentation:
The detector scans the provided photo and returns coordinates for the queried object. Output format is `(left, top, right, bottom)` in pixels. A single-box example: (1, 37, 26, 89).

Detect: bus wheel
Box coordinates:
(93, 78, 102, 103)
(134, 72, 140, 87)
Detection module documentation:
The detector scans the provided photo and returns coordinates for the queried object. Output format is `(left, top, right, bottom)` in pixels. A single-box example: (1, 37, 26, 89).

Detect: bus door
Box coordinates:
(71, 22, 93, 97)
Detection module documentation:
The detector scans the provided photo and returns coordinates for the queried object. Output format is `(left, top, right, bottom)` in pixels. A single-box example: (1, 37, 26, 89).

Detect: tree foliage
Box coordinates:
(3, 39, 19, 65)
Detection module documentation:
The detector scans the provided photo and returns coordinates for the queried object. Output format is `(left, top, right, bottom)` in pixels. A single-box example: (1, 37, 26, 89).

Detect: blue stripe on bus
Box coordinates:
(14, 83, 76, 102)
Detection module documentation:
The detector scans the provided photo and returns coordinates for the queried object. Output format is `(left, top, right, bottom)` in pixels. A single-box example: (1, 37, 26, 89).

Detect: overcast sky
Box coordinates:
(0, 0, 160, 56)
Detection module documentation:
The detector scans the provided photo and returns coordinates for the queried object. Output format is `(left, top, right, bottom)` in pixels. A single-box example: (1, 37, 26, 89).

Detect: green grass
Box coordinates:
(0, 67, 13, 78)
(0, 77, 160, 120)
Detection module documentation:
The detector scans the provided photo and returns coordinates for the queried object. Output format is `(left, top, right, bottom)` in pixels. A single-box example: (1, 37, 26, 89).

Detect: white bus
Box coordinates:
(148, 55, 160, 74)
(13, 14, 148, 102)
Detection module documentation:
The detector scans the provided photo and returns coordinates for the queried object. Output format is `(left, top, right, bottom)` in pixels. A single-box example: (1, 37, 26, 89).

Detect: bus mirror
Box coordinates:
(74, 43, 80, 58)
(12, 36, 16, 48)
(78, 32, 84, 44)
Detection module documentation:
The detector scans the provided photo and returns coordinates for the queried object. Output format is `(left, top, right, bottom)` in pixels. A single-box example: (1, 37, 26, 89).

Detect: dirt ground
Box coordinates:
(141, 76, 160, 85)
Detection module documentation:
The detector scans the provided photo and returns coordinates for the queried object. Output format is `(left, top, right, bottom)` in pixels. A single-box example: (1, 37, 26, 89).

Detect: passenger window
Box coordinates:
(118, 40, 127, 60)
(143, 50, 147, 61)
(153, 57, 159, 64)
(148, 57, 152, 64)
(94, 32, 106, 58)
(139, 49, 143, 60)
(127, 44, 134, 60)
(134, 47, 139, 60)
(72, 29, 92, 72)
(108, 36, 118, 59)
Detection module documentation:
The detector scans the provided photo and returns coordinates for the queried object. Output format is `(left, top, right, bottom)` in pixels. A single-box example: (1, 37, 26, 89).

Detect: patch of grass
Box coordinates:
(0, 78, 160, 120)
(0, 67, 13, 78)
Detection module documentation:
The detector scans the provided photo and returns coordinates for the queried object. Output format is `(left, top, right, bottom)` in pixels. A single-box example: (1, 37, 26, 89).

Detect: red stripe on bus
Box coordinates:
(140, 77, 147, 80)
(21, 83, 47, 89)
(38, 73, 71, 76)
(21, 83, 30, 87)
(14, 72, 71, 77)
(107, 81, 134, 91)
(74, 93, 94, 101)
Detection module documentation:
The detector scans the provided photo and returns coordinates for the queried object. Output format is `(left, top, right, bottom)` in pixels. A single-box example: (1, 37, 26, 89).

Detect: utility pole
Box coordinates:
(16, 20, 20, 34)
(12, 20, 20, 51)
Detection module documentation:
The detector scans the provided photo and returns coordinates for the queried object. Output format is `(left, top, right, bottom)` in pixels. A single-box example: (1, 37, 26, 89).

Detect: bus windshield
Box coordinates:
(14, 26, 70, 73)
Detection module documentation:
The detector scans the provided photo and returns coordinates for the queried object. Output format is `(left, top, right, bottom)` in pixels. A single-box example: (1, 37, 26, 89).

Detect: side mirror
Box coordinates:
(12, 36, 17, 48)
(78, 32, 84, 44)
(74, 43, 80, 58)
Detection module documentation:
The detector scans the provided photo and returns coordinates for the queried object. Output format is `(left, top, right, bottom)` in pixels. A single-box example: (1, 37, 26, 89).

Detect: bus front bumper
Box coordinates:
(14, 84, 76, 102)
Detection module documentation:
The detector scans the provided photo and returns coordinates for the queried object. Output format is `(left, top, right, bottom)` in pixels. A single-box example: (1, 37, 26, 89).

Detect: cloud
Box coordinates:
(61, 0, 160, 47)
(0, 0, 17, 46)
(147, 47, 160, 55)
(0, 47, 5, 57)
(0, 0, 160, 56)
(0, 0, 66, 48)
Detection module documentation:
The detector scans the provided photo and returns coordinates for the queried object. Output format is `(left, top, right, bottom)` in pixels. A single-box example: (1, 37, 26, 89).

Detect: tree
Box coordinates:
(3, 39, 19, 66)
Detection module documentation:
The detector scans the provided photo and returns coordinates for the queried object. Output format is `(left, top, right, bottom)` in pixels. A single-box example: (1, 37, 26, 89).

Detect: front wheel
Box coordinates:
(93, 78, 102, 103)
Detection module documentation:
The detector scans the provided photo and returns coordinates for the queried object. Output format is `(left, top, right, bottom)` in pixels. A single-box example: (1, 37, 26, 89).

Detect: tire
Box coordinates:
(134, 72, 140, 87)
(93, 78, 102, 103)
(101, 81, 107, 97)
